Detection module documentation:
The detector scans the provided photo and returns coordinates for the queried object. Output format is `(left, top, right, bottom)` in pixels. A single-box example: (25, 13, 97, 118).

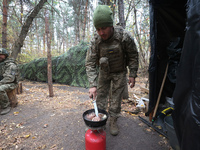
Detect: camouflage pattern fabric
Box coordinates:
(85, 26, 138, 117)
(97, 71, 127, 117)
(85, 26, 138, 88)
(0, 58, 18, 108)
(20, 42, 89, 88)
(0, 84, 17, 108)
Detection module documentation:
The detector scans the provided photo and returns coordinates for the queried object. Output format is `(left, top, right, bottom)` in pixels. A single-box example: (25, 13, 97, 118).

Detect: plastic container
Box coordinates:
(164, 116, 180, 150)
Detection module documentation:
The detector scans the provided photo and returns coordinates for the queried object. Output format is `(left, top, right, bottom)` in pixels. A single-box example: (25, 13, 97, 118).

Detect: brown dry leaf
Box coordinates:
(159, 134, 164, 138)
(37, 145, 46, 149)
(23, 134, 30, 138)
(50, 144, 57, 149)
(41, 145, 46, 149)
(156, 126, 162, 129)
(158, 140, 168, 146)
(146, 128, 151, 132)
(43, 124, 48, 128)
(138, 123, 144, 127)
(16, 123, 24, 128)
(13, 112, 19, 116)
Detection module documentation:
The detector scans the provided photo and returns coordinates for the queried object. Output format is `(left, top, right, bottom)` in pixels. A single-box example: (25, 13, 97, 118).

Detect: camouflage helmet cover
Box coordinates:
(0, 48, 9, 57)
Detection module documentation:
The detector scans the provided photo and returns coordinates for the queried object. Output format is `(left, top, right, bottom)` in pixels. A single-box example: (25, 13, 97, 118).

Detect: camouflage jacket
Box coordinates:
(0, 58, 19, 85)
(85, 26, 138, 88)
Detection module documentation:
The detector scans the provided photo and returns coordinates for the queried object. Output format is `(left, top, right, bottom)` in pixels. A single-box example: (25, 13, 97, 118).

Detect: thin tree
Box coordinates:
(2, 0, 8, 49)
(45, 9, 54, 97)
(82, 0, 88, 40)
(43, 32, 46, 55)
(20, 0, 23, 24)
(34, 0, 41, 54)
(118, 0, 125, 28)
(133, 3, 143, 69)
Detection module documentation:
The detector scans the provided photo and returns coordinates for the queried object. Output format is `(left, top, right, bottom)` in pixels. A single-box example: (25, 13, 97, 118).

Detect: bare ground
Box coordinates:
(0, 77, 172, 150)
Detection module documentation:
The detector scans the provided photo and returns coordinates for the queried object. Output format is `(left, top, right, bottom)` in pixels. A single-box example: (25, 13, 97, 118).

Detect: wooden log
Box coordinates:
(17, 82, 23, 94)
(7, 88, 18, 107)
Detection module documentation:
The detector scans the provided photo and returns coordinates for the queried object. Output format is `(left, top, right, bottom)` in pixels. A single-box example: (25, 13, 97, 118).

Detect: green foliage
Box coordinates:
(2, 0, 150, 71)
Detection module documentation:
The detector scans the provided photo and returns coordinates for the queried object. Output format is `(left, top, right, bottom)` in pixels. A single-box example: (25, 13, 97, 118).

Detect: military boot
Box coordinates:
(109, 117, 119, 136)
(1, 106, 11, 115)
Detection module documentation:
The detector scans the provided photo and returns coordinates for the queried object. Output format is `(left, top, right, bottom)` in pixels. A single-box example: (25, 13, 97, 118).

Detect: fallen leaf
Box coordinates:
(146, 128, 151, 132)
(51, 144, 57, 148)
(24, 134, 30, 138)
(41, 145, 46, 149)
(156, 126, 162, 129)
(16, 123, 24, 128)
(14, 112, 19, 115)
(43, 124, 48, 128)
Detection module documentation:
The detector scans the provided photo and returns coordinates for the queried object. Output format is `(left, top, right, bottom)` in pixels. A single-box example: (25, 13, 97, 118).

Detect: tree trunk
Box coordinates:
(113, 0, 117, 18)
(62, 39, 65, 53)
(77, 4, 81, 43)
(45, 9, 54, 97)
(20, 0, 23, 24)
(43, 32, 46, 55)
(133, 5, 143, 69)
(82, 0, 88, 40)
(118, 0, 126, 28)
(11, 0, 47, 59)
(29, 33, 33, 54)
(73, 1, 81, 45)
(34, 0, 40, 54)
(50, 0, 54, 50)
(106, 0, 110, 5)
(100, 0, 110, 5)
(2, 0, 8, 49)
(125, 0, 134, 23)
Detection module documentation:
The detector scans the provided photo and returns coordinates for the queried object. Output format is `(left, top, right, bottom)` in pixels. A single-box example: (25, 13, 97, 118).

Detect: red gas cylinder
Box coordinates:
(85, 129, 106, 150)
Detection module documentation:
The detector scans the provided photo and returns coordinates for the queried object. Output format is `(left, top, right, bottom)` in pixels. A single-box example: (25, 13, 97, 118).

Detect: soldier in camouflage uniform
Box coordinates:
(0, 48, 18, 115)
(85, 5, 138, 136)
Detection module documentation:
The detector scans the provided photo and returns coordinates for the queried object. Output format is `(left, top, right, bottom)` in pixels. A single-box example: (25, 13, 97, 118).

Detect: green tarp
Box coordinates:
(20, 42, 89, 88)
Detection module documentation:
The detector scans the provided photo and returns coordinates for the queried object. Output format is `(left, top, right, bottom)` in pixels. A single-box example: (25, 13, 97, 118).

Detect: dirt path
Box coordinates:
(0, 81, 171, 150)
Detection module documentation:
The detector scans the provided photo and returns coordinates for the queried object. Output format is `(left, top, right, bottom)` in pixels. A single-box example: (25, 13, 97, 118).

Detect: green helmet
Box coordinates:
(0, 48, 9, 57)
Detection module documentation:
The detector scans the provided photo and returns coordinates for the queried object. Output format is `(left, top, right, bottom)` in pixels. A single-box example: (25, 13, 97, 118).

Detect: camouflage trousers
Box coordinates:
(0, 83, 17, 109)
(96, 71, 127, 117)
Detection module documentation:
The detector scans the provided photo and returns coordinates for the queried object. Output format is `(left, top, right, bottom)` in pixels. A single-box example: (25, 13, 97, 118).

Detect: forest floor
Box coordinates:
(0, 76, 172, 150)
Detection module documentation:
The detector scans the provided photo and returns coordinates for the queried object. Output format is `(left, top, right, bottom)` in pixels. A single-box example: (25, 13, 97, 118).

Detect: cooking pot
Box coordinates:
(83, 108, 109, 128)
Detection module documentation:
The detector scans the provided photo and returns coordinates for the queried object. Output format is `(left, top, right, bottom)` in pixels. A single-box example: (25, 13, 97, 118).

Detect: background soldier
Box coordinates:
(85, 5, 138, 136)
(0, 48, 18, 115)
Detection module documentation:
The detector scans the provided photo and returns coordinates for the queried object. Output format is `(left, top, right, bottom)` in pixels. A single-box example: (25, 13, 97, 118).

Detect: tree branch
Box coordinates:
(11, 0, 48, 59)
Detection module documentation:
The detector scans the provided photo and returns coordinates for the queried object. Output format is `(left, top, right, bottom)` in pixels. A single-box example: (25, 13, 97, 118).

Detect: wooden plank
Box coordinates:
(17, 82, 23, 94)
(7, 88, 18, 107)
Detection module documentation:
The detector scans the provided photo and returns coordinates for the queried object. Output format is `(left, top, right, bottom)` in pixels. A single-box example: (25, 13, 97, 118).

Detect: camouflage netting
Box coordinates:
(20, 42, 90, 88)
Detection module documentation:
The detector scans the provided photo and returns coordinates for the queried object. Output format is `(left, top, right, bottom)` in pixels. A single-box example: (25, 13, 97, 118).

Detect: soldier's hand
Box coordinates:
(89, 87, 97, 99)
(128, 77, 135, 88)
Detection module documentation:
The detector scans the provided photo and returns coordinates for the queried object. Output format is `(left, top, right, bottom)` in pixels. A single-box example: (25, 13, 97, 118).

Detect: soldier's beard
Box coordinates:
(0, 58, 5, 62)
